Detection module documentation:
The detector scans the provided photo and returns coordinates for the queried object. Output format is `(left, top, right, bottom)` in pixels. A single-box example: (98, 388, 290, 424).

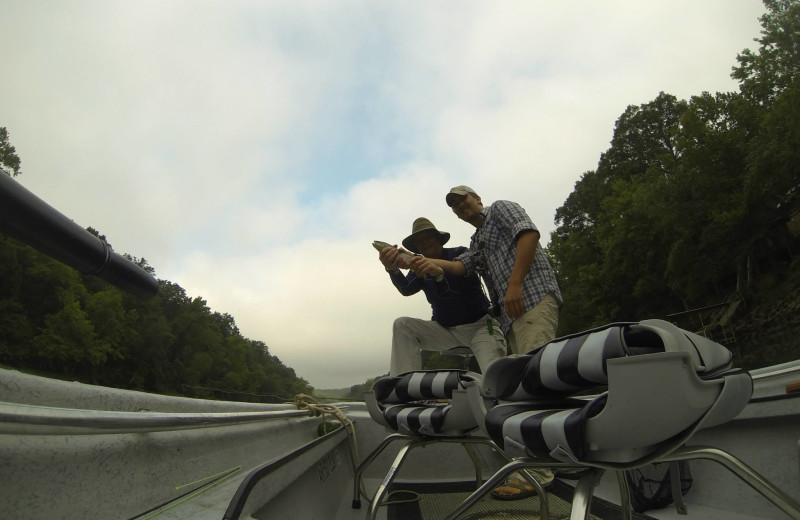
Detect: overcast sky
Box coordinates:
(1, 1, 766, 389)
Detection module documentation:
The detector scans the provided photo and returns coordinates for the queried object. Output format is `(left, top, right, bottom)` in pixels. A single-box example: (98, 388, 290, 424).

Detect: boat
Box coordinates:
(2, 173, 800, 520)
(2, 357, 799, 520)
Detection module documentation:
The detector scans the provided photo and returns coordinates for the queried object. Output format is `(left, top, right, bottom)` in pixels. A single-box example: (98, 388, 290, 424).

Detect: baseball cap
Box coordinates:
(446, 185, 478, 207)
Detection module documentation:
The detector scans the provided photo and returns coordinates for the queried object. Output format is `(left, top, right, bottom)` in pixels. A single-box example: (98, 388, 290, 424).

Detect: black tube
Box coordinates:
(0, 174, 158, 297)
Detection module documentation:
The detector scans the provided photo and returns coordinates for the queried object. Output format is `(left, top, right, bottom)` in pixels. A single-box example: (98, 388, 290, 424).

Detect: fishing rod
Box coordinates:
(0, 173, 158, 297)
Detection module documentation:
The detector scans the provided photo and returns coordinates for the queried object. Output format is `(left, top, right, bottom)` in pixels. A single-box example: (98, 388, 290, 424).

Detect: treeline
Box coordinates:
(548, 0, 800, 367)
(0, 228, 312, 401)
(4, 1, 800, 397)
(406, 0, 800, 380)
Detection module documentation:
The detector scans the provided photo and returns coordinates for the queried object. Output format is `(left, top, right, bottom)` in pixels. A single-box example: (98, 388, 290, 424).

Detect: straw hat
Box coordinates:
(401, 217, 451, 253)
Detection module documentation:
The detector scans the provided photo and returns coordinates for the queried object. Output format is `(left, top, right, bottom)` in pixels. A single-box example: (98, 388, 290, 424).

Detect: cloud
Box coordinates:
(0, 0, 766, 387)
(172, 231, 431, 385)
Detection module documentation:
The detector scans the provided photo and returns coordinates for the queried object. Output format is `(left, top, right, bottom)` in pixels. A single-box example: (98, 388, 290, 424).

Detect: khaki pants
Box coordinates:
(389, 315, 506, 375)
(504, 293, 560, 485)
(508, 293, 560, 355)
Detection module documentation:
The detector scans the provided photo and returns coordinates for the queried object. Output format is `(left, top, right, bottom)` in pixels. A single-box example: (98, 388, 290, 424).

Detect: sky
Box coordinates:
(1, 0, 766, 389)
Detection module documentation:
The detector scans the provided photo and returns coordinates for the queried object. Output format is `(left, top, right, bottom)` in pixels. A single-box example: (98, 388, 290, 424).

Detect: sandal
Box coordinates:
(490, 477, 550, 501)
(557, 467, 593, 480)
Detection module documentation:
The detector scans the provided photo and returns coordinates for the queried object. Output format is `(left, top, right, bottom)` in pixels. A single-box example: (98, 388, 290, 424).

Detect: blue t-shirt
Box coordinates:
(389, 246, 490, 327)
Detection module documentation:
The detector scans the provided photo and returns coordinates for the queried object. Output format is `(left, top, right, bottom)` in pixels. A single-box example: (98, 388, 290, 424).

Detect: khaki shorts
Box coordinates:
(508, 293, 560, 355)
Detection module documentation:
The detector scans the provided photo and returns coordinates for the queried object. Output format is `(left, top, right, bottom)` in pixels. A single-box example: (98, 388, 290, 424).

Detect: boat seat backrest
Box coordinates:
(478, 319, 750, 463)
(368, 370, 479, 437)
(481, 319, 734, 401)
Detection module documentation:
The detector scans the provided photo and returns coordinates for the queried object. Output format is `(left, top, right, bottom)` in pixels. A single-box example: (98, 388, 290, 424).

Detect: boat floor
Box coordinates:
(331, 475, 785, 520)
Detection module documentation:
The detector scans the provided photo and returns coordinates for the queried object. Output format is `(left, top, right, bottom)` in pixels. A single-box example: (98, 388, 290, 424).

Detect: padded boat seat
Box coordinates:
(367, 370, 479, 436)
(477, 319, 752, 464)
(356, 369, 499, 519)
(436, 320, 800, 520)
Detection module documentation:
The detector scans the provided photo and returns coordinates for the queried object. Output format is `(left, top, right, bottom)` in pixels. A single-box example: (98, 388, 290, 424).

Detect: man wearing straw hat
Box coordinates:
(377, 217, 506, 375)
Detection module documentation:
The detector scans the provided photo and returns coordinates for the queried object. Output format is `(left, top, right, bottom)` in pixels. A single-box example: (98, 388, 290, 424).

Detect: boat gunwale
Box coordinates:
(0, 402, 316, 435)
(222, 427, 348, 520)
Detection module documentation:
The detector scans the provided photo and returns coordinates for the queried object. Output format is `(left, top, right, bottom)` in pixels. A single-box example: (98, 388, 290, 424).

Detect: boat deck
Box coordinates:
(1, 362, 799, 520)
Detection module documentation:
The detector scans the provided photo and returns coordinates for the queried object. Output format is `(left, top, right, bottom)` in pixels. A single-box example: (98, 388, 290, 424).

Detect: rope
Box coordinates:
(289, 394, 422, 508)
(291, 394, 353, 429)
(290, 394, 367, 496)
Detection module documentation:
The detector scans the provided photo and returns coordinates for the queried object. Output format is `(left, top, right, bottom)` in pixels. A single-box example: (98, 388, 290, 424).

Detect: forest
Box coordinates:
(0, 232, 313, 400)
(547, 0, 800, 370)
(2, 0, 800, 401)
(0, 178, 313, 401)
(396, 0, 800, 386)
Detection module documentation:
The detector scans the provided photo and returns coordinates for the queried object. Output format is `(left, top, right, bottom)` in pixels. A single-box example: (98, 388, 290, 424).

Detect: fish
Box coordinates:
(372, 241, 442, 281)
(372, 240, 418, 267)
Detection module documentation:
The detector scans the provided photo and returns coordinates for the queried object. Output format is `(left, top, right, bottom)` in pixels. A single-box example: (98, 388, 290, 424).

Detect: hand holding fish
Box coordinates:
(372, 240, 442, 280)
(373, 240, 416, 270)
(406, 255, 445, 281)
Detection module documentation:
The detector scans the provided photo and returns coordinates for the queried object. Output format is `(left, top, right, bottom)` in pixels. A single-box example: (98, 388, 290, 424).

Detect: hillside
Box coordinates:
(734, 260, 800, 370)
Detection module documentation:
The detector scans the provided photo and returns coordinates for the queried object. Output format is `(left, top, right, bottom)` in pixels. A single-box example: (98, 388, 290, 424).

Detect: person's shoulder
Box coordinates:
(491, 199, 521, 209)
(443, 246, 468, 258)
(487, 199, 525, 216)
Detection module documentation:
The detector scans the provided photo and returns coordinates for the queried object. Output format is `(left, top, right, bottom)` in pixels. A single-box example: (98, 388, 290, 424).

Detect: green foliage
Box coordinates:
(548, 0, 800, 346)
(549, 0, 800, 371)
(733, 0, 800, 106)
(314, 373, 388, 401)
(421, 350, 479, 371)
(0, 127, 21, 177)
(346, 374, 386, 400)
(317, 420, 342, 436)
(0, 231, 313, 402)
(4, 1, 800, 392)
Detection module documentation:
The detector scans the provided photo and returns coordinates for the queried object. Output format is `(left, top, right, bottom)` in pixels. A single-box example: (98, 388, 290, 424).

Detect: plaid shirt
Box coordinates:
(455, 200, 562, 333)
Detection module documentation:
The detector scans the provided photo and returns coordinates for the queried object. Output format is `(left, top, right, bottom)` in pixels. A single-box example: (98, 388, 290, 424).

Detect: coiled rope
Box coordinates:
(291, 394, 365, 494)
(289, 394, 420, 507)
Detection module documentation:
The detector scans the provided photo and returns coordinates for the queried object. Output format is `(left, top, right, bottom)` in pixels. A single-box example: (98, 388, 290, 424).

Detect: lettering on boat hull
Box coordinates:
(317, 448, 343, 485)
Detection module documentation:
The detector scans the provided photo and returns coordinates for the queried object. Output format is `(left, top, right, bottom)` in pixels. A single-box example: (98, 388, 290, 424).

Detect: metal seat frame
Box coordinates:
(443, 443, 800, 520)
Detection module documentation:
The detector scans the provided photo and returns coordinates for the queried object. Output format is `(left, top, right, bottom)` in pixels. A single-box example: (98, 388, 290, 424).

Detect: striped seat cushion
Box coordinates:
(381, 402, 454, 436)
(374, 370, 471, 404)
(484, 395, 608, 461)
(371, 370, 477, 437)
(482, 323, 629, 400)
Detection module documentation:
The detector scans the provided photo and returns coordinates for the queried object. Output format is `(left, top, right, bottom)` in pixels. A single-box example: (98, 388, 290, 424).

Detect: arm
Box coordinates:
(378, 245, 422, 296)
(504, 230, 539, 319)
(389, 269, 423, 296)
(408, 256, 467, 277)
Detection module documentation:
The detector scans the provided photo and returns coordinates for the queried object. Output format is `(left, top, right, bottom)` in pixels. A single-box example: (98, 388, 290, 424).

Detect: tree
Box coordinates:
(550, 170, 614, 331)
(550, 0, 800, 337)
(0, 127, 21, 177)
(0, 234, 316, 399)
(598, 93, 688, 182)
(551, 93, 691, 327)
(31, 292, 116, 379)
(733, 0, 800, 106)
(731, 0, 800, 275)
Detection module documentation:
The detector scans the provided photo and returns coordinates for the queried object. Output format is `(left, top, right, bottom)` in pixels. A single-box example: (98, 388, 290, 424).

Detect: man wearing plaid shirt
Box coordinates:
(413, 185, 562, 355)
(408, 185, 563, 499)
